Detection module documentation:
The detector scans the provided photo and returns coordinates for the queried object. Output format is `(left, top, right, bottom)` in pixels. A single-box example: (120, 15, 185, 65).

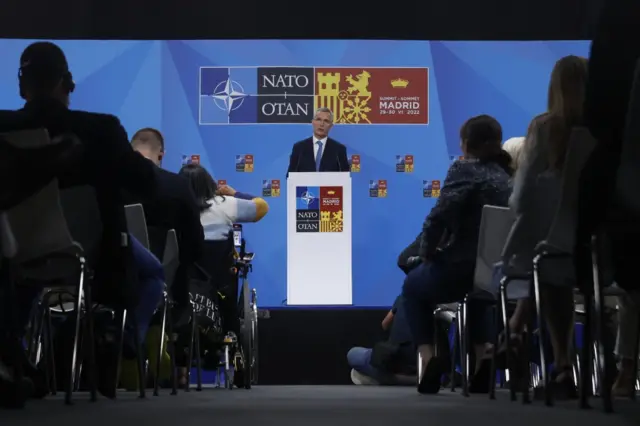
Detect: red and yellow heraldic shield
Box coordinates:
(314, 68, 428, 125)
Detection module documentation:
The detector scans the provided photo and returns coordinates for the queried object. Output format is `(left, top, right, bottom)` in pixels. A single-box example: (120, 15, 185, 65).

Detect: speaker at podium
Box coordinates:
(286, 172, 353, 305)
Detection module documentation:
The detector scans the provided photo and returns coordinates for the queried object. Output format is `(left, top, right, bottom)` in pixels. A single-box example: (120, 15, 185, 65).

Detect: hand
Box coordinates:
(217, 184, 236, 196)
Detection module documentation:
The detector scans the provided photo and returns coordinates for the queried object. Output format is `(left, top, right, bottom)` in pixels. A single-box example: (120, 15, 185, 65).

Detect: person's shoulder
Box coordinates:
(293, 137, 312, 147)
(0, 109, 29, 126)
(68, 110, 123, 130)
(328, 137, 345, 149)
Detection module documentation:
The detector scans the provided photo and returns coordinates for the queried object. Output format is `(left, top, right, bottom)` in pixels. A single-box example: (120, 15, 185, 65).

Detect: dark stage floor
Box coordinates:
(2, 386, 639, 425)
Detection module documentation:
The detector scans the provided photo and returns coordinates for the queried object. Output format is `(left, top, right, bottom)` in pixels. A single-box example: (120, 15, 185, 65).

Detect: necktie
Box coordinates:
(315, 141, 324, 171)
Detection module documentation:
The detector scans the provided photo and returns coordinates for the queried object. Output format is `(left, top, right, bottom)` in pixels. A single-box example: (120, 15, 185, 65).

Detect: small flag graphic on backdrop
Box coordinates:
(395, 155, 414, 172)
(369, 180, 387, 198)
(262, 179, 281, 197)
(350, 154, 360, 172)
(423, 180, 441, 198)
(235, 154, 254, 172)
(217, 179, 227, 186)
(423, 180, 432, 197)
(181, 154, 201, 166)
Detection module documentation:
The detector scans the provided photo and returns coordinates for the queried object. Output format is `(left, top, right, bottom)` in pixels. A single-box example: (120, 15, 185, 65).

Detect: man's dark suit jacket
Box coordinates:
(123, 164, 205, 306)
(0, 97, 156, 300)
(286, 137, 350, 176)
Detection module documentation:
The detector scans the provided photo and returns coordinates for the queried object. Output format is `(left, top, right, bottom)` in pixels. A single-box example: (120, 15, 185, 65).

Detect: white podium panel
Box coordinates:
(287, 172, 352, 305)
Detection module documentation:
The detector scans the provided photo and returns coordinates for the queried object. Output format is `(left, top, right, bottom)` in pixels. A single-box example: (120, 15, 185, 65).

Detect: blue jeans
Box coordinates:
(402, 260, 493, 346)
(347, 347, 379, 378)
(128, 235, 164, 345)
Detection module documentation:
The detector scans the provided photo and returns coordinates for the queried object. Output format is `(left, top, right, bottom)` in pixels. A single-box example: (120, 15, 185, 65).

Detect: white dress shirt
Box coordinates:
(313, 136, 327, 162)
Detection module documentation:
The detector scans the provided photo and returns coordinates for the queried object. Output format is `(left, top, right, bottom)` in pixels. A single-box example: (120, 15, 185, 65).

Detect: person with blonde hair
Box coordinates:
(502, 137, 525, 170)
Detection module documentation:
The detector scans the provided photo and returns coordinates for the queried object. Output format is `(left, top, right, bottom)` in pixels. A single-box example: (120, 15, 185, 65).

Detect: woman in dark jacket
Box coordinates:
(402, 115, 513, 394)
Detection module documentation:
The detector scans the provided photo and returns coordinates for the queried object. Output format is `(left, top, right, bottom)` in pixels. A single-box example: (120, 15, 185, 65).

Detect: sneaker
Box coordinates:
(350, 369, 379, 386)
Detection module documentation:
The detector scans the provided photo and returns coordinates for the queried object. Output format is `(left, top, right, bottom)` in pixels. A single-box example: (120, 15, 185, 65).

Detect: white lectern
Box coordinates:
(286, 172, 353, 305)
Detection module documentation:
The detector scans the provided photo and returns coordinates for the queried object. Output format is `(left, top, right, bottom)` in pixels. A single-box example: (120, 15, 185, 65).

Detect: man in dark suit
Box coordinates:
(127, 128, 205, 311)
(286, 107, 350, 176)
(0, 42, 157, 404)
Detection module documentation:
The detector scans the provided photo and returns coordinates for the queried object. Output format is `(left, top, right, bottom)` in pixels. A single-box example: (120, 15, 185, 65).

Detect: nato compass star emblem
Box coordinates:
(212, 78, 248, 114)
(301, 191, 315, 205)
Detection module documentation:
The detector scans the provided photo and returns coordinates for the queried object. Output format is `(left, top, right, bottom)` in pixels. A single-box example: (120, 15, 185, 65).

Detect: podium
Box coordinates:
(286, 172, 353, 305)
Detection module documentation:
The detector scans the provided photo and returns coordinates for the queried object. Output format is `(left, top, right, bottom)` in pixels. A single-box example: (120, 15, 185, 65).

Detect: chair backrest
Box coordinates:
(59, 185, 103, 264)
(162, 229, 180, 289)
(6, 179, 75, 264)
(0, 213, 17, 259)
(474, 205, 514, 292)
(124, 203, 150, 250)
(0, 129, 54, 261)
(542, 127, 598, 253)
(614, 59, 640, 216)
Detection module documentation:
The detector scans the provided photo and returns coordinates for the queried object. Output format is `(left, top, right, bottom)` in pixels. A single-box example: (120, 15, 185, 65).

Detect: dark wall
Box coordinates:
(257, 308, 387, 384)
(1, 0, 604, 40)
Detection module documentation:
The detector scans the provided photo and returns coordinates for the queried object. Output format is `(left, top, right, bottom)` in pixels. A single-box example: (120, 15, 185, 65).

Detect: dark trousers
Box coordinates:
(402, 260, 493, 346)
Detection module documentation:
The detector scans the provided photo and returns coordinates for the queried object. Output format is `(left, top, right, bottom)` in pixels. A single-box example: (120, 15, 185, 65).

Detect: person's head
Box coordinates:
(502, 137, 526, 171)
(131, 128, 165, 166)
(178, 163, 218, 211)
(545, 55, 589, 169)
(460, 115, 513, 175)
(312, 107, 334, 139)
(18, 42, 75, 106)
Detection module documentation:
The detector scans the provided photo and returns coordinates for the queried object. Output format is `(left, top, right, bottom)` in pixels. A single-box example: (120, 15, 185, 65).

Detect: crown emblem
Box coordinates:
(390, 78, 409, 88)
(327, 190, 335, 195)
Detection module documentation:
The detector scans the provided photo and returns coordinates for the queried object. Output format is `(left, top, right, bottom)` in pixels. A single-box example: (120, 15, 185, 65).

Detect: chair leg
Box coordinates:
(166, 305, 178, 395)
(84, 282, 98, 402)
(631, 313, 640, 400)
(114, 309, 128, 399)
(499, 279, 516, 402)
(450, 319, 457, 392)
(521, 292, 534, 404)
(185, 305, 197, 392)
(65, 261, 86, 405)
(591, 234, 613, 413)
(533, 254, 551, 406)
(45, 306, 57, 395)
(461, 296, 470, 397)
(580, 294, 593, 409)
(153, 295, 169, 397)
(489, 302, 500, 400)
(194, 314, 203, 392)
(130, 312, 146, 399)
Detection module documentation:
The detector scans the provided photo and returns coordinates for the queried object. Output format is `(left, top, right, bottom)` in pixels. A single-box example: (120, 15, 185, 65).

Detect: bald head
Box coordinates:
(131, 128, 164, 165)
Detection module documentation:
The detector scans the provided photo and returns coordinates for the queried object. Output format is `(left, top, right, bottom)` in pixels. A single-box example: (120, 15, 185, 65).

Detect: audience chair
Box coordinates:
(531, 127, 599, 408)
(122, 203, 156, 398)
(460, 205, 514, 398)
(124, 204, 150, 250)
(3, 178, 97, 405)
(152, 229, 180, 396)
(236, 238, 257, 388)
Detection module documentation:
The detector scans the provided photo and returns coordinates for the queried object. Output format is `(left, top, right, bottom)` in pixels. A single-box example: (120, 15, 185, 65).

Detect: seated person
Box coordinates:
(503, 55, 588, 400)
(613, 290, 640, 396)
(347, 295, 416, 386)
(178, 164, 269, 240)
(397, 233, 422, 275)
(402, 114, 512, 394)
(0, 41, 162, 404)
(125, 128, 205, 387)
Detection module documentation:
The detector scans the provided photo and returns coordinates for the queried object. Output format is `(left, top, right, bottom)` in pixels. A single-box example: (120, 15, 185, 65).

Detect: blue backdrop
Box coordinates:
(0, 40, 590, 307)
